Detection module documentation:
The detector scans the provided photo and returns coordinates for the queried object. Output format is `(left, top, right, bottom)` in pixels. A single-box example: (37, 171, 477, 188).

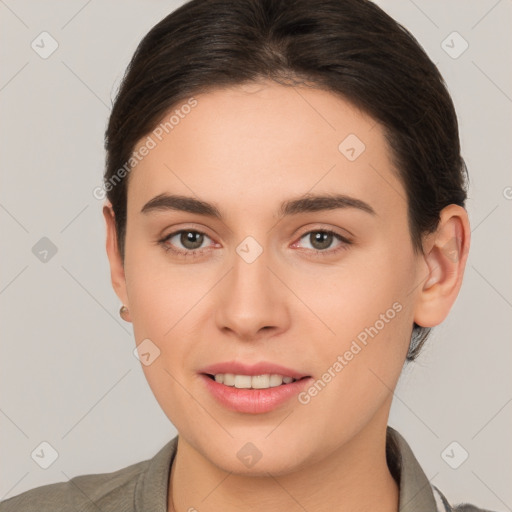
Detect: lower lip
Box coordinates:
(200, 374, 313, 414)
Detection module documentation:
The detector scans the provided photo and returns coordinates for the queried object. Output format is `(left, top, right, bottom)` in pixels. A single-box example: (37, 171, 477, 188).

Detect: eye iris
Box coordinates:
(311, 231, 333, 250)
(181, 231, 204, 250)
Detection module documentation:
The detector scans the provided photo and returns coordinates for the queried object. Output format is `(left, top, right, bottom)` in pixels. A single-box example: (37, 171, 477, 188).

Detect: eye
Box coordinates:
(159, 229, 215, 257)
(158, 227, 352, 259)
(292, 229, 352, 256)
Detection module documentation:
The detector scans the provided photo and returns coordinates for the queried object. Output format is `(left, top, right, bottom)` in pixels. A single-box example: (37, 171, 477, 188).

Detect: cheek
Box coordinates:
(123, 231, 209, 336)
(123, 251, 202, 424)
(127, 274, 207, 356)
(298, 249, 410, 333)
(293, 245, 414, 397)
(294, 258, 411, 436)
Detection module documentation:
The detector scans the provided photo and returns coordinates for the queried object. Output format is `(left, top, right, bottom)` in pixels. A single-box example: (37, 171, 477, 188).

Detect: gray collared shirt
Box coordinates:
(0, 426, 497, 511)
(385, 426, 495, 512)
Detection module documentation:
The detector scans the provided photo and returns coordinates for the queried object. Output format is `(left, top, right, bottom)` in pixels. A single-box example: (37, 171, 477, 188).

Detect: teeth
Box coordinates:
(212, 373, 297, 389)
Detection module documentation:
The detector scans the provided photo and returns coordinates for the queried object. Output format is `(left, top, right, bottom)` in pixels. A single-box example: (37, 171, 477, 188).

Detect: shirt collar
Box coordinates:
(135, 436, 177, 512)
(135, 426, 446, 512)
(387, 426, 449, 512)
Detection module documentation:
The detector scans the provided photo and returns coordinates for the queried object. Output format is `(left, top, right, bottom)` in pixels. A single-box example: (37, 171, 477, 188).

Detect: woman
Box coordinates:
(0, 0, 499, 511)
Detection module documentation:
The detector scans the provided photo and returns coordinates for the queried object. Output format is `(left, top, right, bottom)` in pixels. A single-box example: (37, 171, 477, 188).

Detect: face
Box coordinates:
(108, 81, 431, 475)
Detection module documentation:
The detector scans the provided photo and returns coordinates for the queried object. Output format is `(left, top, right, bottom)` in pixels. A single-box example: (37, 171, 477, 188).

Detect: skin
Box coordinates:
(103, 80, 470, 512)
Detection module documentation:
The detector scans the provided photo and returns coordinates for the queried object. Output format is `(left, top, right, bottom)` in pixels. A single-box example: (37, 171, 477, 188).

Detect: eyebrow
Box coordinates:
(140, 192, 376, 218)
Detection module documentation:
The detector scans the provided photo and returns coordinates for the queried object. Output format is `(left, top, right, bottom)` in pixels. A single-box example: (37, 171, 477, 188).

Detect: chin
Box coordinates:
(196, 435, 314, 477)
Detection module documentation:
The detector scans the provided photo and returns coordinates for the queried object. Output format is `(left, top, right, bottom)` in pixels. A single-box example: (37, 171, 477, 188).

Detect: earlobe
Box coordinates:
(103, 202, 131, 321)
(413, 205, 470, 329)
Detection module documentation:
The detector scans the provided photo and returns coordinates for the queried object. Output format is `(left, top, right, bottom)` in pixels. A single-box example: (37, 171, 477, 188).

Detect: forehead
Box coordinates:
(127, 81, 406, 219)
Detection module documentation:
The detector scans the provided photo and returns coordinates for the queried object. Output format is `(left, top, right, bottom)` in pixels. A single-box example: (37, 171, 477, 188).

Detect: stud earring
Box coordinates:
(119, 305, 130, 321)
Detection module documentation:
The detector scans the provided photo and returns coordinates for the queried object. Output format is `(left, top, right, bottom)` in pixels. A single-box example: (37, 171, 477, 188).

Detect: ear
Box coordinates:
(103, 201, 132, 322)
(413, 204, 471, 329)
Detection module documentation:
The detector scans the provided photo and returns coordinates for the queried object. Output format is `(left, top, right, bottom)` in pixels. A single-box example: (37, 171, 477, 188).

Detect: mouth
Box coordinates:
(199, 372, 314, 414)
(202, 373, 310, 389)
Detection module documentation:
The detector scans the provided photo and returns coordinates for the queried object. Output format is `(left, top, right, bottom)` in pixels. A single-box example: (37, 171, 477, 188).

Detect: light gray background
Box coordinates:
(0, 0, 511, 509)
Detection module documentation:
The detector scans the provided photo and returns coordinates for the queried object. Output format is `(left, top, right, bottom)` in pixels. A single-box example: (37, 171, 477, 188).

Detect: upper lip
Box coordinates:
(199, 361, 310, 380)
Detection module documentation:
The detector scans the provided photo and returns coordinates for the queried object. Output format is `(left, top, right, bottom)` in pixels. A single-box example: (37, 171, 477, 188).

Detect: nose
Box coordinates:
(214, 245, 291, 341)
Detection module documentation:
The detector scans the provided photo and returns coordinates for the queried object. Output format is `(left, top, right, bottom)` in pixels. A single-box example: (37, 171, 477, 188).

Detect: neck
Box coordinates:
(168, 418, 399, 512)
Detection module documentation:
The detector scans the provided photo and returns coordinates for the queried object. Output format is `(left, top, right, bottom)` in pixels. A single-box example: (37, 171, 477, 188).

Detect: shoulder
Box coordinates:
(0, 457, 150, 512)
(0, 436, 179, 512)
(386, 426, 500, 512)
(433, 485, 501, 512)
(453, 506, 500, 512)
(448, 501, 501, 512)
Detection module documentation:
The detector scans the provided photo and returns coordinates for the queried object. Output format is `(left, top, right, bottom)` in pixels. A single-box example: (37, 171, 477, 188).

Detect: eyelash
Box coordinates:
(158, 228, 352, 259)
